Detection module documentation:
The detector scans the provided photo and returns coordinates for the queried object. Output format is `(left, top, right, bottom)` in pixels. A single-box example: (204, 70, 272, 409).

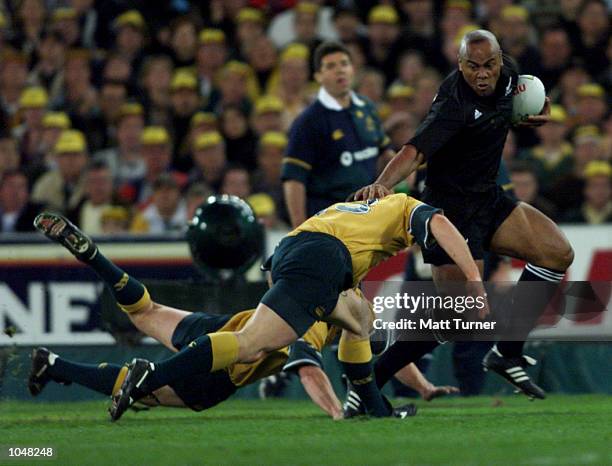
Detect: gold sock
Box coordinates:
(119, 288, 152, 314)
(111, 365, 129, 396)
(209, 332, 240, 371)
(338, 336, 372, 364)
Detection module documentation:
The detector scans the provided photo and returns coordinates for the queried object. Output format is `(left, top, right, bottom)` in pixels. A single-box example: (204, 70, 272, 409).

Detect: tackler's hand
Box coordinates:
(353, 183, 392, 201)
(516, 96, 551, 128)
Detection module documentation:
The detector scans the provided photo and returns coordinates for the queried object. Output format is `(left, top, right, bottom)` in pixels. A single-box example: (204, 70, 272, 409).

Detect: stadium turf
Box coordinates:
(1, 395, 610, 465)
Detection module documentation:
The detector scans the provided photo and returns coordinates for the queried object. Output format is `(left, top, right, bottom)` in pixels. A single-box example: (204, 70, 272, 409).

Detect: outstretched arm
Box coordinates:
(429, 214, 489, 318)
(354, 145, 424, 200)
(298, 365, 343, 420)
(394, 363, 459, 401)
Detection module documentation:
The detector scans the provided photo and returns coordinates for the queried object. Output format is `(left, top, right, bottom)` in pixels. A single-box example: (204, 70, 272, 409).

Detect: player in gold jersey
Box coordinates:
(105, 193, 486, 421)
(30, 212, 452, 420)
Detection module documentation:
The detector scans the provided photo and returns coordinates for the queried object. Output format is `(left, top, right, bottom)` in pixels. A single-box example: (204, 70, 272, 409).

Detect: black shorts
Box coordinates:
(169, 313, 237, 411)
(261, 232, 353, 337)
(421, 186, 517, 266)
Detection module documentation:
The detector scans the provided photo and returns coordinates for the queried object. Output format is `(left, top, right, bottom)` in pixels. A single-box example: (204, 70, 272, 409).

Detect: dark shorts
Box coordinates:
(261, 232, 353, 337)
(169, 313, 237, 411)
(421, 186, 517, 266)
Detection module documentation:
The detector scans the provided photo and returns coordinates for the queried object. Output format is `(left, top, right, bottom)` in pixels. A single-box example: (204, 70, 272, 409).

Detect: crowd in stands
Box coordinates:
(0, 0, 610, 236)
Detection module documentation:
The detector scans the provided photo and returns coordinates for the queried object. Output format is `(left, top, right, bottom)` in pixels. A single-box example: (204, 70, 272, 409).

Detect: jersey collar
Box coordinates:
(317, 87, 365, 111)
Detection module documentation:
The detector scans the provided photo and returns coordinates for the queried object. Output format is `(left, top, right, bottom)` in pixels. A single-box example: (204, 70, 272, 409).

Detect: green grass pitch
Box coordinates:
(1, 395, 611, 465)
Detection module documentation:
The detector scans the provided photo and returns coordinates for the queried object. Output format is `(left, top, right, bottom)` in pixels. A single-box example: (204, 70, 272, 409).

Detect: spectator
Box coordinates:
(11, 0, 46, 56)
(220, 164, 251, 199)
(13, 87, 48, 167)
(33, 111, 71, 178)
(562, 161, 612, 224)
(268, 0, 337, 49)
(247, 192, 286, 230)
(0, 137, 20, 180)
(100, 206, 130, 235)
(252, 131, 287, 218)
(31, 129, 88, 212)
(168, 15, 199, 68)
(575, 83, 608, 127)
(0, 51, 29, 123)
(251, 95, 284, 136)
(212, 60, 257, 113)
(498, 5, 540, 75)
(332, 8, 362, 44)
(538, 26, 573, 91)
(67, 161, 116, 234)
(130, 173, 187, 234)
(362, 5, 402, 84)
(0, 169, 44, 233)
(520, 105, 573, 192)
(101, 54, 132, 86)
(94, 102, 144, 186)
(293, 2, 324, 55)
(168, 69, 201, 170)
(188, 131, 227, 192)
(509, 161, 558, 220)
(573, 0, 609, 77)
(268, 44, 312, 130)
(548, 125, 606, 213)
(139, 55, 173, 126)
(386, 84, 415, 118)
(245, 35, 278, 90)
(235, 8, 266, 59)
(195, 29, 227, 104)
(185, 182, 212, 220)
(27, 30, 66, 100)
(395, 51, 426, 89)
(124, 126, 184, 206)
(112, 10, 146, 73)
(51, 7, 82, 49)
(220, 105, 257, 171)
(55, 49, 97, 129)
(384, 111, 417, 151)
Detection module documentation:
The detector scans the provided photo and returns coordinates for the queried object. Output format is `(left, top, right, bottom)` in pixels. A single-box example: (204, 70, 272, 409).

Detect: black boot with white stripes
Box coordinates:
(482, 346, 546, 400)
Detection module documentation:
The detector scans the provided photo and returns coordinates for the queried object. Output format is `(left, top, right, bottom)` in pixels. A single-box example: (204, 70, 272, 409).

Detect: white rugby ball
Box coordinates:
(512, 75, 545, 123)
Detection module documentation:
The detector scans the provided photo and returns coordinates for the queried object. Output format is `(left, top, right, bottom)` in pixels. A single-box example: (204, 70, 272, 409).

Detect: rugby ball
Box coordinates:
(512, 75, 545, 123)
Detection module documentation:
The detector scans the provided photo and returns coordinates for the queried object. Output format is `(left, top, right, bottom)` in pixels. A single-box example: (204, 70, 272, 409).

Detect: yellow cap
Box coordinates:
(52, 7, 77, 22)
(191, 111, 217, 127)
(55, 129, 86, 153)
(577, 83, 605, 99)
(280, 43, 309, 63)
(199, 28, 226, 44)
(295, 2, 319, 15)
(501, 5, 529, 21)
(455, 24, 479, 45)
(221, 60, 251, 77)
(194, 131, 223, 150)
(42, 112, 70, 129)
(118, 102, 144, 119)
(247, 193, 276, 217)
(446, 0, 472, 11)
(141, 126, 170, 146)
(237, 7, 265, 23)
(114, 10, 145, 30)
(368, 5, 399, 24)
(170, 69, 197, 91)
(549, 105, 567, 124)
(101, 206, 130, 223)
(260, 131, 288, 148)
(255, 95, 284, 115)
(387, 84, 415, 99)
(574, 125, 601, 143)
(19, 87, 49, 108)
(584, 161, 611, 178)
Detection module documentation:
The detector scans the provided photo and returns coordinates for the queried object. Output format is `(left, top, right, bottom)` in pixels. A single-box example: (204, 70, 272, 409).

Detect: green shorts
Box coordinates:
(261, 232, 353, 337)
(169, 313, 237, 411)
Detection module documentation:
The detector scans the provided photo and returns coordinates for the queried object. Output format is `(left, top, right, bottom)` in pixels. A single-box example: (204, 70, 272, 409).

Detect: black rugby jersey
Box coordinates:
(408, 56, 519, 195)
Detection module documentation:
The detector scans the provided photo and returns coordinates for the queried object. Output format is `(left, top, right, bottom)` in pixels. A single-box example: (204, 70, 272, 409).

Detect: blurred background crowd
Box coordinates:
(0, 0, 610, 236)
